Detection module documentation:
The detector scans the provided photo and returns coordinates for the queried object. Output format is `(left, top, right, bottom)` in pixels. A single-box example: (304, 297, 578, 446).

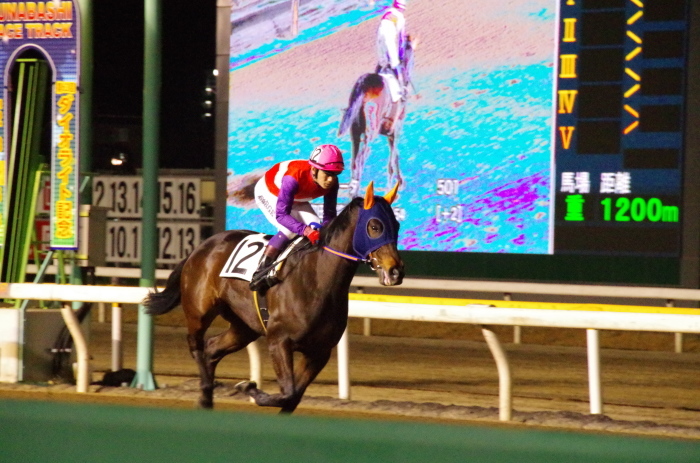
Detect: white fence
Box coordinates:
(2, 280, 700, 421)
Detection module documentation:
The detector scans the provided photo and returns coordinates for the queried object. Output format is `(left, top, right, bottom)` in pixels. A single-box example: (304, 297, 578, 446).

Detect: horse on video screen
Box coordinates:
(143, 182, 404, 413)
(338, 36, 415, 197)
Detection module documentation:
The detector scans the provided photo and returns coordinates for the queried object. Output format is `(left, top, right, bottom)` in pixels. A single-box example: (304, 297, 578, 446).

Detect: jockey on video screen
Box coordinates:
(376, 0, 407, 103)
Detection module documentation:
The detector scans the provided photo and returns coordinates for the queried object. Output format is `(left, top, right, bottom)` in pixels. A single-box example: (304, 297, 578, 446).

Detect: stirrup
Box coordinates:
(249, 277, 278, 295)
(249, 278, 266, 292)
(249, 270, 279, 292)
(249, 271, 268, 291)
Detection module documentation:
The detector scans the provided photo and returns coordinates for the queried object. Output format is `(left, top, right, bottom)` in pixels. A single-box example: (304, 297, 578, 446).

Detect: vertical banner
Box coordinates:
(52, 78, 78, 248)
(0, 96, 4, 245)
(0, 1, 81, 250)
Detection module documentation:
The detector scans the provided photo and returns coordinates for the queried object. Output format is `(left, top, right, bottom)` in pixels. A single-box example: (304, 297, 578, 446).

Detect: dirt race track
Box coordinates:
(2, 316, 700, 441)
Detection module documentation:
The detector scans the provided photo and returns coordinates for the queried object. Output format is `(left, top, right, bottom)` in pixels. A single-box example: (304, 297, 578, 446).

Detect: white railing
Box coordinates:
(27, 264, 700, 300)
(28, 264, 700, 351)
(0, 282, 263, 395)
(3, 281, 699, 421)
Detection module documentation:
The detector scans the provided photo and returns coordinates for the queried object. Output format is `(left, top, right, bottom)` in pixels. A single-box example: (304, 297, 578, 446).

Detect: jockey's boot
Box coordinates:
(249, 245, 281, 293)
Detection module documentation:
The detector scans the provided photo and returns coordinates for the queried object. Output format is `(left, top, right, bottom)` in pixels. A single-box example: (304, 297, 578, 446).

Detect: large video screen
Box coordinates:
(226, 0, 690, 258)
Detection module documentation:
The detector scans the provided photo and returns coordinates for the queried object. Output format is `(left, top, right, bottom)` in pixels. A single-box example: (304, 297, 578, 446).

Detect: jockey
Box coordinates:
(250, 144, 345, 292)
(376, 0, 407, 103)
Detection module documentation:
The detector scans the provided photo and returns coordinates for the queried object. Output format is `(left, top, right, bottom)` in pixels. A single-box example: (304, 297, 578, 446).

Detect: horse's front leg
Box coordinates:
(350, 128, 368, 198)
(387, 133, 403, 190)
(283, 349, 333, 412)
(236, 336, 297, 412)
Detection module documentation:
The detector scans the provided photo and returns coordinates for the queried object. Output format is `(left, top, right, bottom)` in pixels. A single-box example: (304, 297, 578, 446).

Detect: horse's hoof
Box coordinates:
(198, 398, 213, 409)
(234, 380, 257, 394)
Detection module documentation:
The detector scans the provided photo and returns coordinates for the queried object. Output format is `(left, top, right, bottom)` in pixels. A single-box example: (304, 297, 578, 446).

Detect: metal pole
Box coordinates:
(246, 340, 262, 403)
(481, 326, 512, 421)
(77, 0, 93, 204)
(213, 0, 232, 235)
(668, 300, 684, 353)
(587, 329, 603, 414)
(505, 292, 521, 344)
(111, 303, 123, 372)
(61, 303, 89, 393)
(337, 327, 350, 400)
(132, 0, 161, 391)
(356, 287, 372, 336)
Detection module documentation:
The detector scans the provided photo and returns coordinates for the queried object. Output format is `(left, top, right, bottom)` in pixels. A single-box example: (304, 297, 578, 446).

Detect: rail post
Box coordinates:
(111, 303, 123, 372)
(337, 328, 351, 400)
(60, 303, 89, 393)
(587, 329, 603, 414)
(481, 325, 512, 421)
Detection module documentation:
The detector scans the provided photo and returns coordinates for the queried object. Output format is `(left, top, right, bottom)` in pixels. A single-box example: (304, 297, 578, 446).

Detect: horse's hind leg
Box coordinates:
(187, 331, 215, 409)
(204, 317, 259, 380)
(184, 300, 221, 409)
(191, 314, 259, 409)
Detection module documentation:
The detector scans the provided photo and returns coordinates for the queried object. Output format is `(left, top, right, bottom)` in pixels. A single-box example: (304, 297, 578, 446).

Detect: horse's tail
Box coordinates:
(339, 73, 383, 137)
(143, 257, 186, 316)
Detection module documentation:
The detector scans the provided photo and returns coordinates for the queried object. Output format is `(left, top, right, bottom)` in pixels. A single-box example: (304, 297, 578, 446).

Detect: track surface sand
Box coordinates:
(2, 320, 699, 440)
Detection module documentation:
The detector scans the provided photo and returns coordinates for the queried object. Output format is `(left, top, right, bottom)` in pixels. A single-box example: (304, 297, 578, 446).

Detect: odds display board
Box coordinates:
(553, 0, 687, 256)
(91, 176, 203, 264)
(226, 0, 690, 259)
(0, 1, 80, 249)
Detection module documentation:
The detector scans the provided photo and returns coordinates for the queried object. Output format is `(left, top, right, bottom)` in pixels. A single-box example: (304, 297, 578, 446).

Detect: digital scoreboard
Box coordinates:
(553, 0, 689, 256)
(224, 0, 693, 266)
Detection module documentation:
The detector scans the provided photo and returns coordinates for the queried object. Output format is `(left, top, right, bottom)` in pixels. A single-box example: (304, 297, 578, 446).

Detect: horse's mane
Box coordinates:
(284, 198, 362, 265)
(320, 197, 363, 245)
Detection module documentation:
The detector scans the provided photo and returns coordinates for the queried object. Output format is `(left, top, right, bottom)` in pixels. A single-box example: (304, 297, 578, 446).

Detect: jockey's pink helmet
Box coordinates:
(308, 144, 345, 172)
(393, 0, 406, 10)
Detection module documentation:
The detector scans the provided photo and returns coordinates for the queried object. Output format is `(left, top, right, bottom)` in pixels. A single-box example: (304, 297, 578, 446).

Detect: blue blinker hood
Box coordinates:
(352, 199, 400, 259)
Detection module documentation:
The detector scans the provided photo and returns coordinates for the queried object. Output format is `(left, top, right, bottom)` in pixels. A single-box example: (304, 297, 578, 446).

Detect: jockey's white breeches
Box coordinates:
(254, 177, 320, 239)
(380, 71, 403, 102)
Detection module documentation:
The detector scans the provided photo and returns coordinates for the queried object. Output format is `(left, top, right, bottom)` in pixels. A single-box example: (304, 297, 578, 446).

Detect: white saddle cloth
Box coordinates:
(219, 234, 303, 282)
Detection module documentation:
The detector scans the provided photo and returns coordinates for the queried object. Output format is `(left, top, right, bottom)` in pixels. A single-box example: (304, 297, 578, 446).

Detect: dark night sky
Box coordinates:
(92, 0, 216, 170)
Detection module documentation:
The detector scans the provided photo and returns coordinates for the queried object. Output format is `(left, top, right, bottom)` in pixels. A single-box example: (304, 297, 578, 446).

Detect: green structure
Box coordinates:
(0, 59, 49, 284)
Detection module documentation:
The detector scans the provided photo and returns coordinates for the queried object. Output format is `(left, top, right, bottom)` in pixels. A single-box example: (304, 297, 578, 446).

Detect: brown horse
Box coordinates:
(143, 182, 404, 413)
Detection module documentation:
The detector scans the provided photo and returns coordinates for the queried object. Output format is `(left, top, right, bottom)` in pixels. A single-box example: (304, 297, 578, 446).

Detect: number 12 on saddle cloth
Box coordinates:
(219, 234, 301, 282)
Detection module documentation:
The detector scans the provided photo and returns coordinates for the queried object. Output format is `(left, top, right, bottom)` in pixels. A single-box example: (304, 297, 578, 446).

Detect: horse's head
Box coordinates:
(354, 182, 404, 286)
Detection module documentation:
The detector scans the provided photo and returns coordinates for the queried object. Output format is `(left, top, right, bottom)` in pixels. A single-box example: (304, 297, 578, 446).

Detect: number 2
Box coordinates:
(615, 197, 630, 222)
(94, 180, 105, 206)
(230, 242, 264, 275)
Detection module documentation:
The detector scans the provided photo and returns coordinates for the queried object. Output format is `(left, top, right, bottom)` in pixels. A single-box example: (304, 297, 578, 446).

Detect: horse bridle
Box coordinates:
(322, 245, 378, 269)
(281, 240, 381, 270)
(367, 253, 382, 271)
